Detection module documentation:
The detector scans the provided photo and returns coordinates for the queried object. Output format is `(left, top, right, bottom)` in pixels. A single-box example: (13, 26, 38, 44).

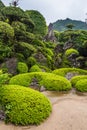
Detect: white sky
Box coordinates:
(2, 0, 87, 24)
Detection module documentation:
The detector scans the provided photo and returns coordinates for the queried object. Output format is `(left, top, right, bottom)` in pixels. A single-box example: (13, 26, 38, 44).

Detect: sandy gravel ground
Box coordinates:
(0, 92, 87, 130)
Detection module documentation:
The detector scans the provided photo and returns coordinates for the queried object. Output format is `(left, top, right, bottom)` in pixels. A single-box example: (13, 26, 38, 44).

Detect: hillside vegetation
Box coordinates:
(53, 18, 87, 31)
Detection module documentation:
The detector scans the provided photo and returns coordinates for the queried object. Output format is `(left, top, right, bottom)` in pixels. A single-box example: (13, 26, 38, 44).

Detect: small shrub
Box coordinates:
(75, 79, 87, 92)
(27, 56, 37, 67)
(17, 62, 28, 73)
(9, 72, 72, 91)
(29, 65, 42, 72)
(70, 75, 87, 86)
(65, 48, 79, 56)
(0, 85, 52, 125)
(0, 73, 10, 86)
(53, 68, 87, 77)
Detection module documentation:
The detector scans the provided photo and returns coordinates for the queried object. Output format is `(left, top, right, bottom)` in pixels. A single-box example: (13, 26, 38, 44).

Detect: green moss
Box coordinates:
(70, 75, 87, 86)
(17, 62, 28, 74)
(65, 48, 79, 57)
(53, 68, 87, 77)
(29, 65, 42, 72)
(9, 72, 71, 91)
(0, 85, 52, 125)
(75, 79, 87, 92)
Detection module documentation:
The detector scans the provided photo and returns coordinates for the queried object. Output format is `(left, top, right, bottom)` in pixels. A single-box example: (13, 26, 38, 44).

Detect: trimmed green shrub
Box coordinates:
(2, 6, 28, 23)
(65, 48, 79, 57)
(17, 62, 28, 73)
(70, 75, 87, 86)
(0, 85, 52, 125)
(9, 72, 72, 91)
(27, 56, 37, 67)
(25, 10, 47, 37)
(75, 79, 87, 92)
(0, 73, 10, 86)
(0, 21, 14, 41)
(53, 68, 87, 77)
(29, 65, 42, 72)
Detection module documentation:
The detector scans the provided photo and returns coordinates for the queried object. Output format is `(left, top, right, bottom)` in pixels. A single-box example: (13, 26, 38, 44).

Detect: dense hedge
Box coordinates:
(9, 72, 71, 91)
(0, 85, 52, 125)
(53, 68, 87, 77)
(70, 75, 87, 86)
(75, 79, 87, 92)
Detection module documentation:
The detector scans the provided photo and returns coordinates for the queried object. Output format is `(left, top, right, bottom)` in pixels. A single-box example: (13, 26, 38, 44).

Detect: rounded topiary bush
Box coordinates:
(17, 62, 28, 73)
(29, 64, 42, 72)
(0, 85, 52, 125)
(65, 48, 79, 57)
(53, 68, 87, 77)
(9, 72, 72, 91)
(75, 79, 87, 92)
(70, 75, 87, 86)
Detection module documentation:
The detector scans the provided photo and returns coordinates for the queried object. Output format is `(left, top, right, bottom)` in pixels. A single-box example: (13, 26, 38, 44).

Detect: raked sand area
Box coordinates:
(0, 91, 87, 130)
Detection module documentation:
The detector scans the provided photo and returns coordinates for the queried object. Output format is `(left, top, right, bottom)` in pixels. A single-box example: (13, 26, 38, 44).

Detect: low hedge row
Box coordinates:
(0, 85, 52, 125)
(9, 72, 72, 91)
(53, 68, 87, 77)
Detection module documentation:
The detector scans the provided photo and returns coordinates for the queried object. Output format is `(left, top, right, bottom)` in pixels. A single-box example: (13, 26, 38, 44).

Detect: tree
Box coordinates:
(66, 23, 75, 30)
(10, 0, 19, 7)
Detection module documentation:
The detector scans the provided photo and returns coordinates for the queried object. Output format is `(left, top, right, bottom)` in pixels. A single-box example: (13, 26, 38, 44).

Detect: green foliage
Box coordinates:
(25, 10, 47, 37)
(0, 85, 52, 125)
(0, 73, 10, 86)
(2, 6, 28, 23)
(29, 65, 42, 72)
(53, 68, 87, 77)
(66, 23, 75, 30)
(9, 72, 72, 91)
(11, 21, 26, 34)
(17, 62, 28, 73)
(0, 21, 14, 42)
(0, 0, 5, 9)
(70, 75, 87, 86)
(65, 48, 79, 56)
(75, 79, 87, 92)
(53, 18, 87, 31)
(16, 42, 36, 57)
(27, 56, 37, 67)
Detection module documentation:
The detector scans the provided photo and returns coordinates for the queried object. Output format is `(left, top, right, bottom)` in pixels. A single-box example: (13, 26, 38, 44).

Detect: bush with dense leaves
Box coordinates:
(53, 68, 87, 77)
(70, 75, 87, 86)
(75, 79, 87, 92)
(17, 62, 28, 73)
(65, 48, 79, 57)
(0, 21, 14, 42)
(9, 72, 71, 91)
(25, 10, 47, 37)
(0, 85, 52, 125)
(29, 65, 42, 72)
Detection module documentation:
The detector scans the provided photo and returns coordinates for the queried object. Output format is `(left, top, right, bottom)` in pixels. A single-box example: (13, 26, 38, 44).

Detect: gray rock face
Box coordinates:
(0, 110, 5, 120)
(30, 78, 40, 91)
(63, 40, 73, 50)
(65, 72, 78, 80)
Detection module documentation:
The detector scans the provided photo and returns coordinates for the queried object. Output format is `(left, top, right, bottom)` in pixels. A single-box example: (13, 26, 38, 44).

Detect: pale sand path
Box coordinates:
(0, 91, 87, 130)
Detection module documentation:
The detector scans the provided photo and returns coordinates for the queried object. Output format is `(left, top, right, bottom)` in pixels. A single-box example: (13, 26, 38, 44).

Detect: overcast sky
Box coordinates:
(2, 0, 87, 24)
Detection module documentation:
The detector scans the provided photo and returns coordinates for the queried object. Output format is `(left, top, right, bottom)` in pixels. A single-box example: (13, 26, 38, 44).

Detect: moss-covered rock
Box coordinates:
(0, 85, 52, 125)
(9, 72, 72, 91)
